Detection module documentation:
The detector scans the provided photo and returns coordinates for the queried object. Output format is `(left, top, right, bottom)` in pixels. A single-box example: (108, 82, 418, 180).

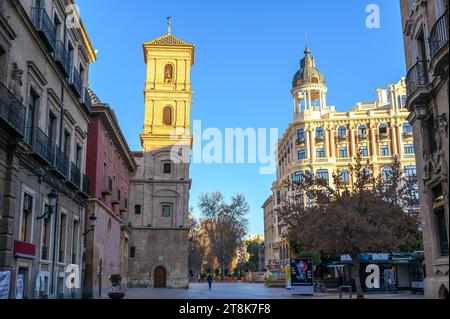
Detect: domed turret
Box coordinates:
(292, 47, 325, 88)
(291, 47, 329, 117)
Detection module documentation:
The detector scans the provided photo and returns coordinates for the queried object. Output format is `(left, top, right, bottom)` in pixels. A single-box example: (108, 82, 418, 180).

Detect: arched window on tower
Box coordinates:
(163, 106, 173, 126)
(164, 64, 173, 83)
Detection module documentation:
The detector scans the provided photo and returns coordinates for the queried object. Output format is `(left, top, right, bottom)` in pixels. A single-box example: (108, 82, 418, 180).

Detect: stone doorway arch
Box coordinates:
(154, 266, 167, 288)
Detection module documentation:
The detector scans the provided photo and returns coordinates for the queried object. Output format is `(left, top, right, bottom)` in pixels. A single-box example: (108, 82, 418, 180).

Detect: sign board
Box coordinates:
(0, 271, 11, 299)
(290, 258, 314, 295)
(372, 253, 389, 261)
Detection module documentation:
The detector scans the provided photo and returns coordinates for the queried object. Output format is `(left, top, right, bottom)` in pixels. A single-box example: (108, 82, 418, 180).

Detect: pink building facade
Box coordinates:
(82, 97, 136, 298)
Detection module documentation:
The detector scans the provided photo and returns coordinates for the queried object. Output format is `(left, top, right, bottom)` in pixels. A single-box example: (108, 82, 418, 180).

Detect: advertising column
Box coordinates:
(290, 258, 314, 295)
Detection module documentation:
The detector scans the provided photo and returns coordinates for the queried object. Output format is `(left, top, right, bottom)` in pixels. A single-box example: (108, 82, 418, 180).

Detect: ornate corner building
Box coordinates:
(264, 47, 418, 270)
(400, 0, 449, 299)
(127, 23, 194, 289)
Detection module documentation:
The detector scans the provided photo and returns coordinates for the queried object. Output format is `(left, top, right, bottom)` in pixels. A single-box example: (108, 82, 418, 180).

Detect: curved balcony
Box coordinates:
(406, 60, 431, 108)
(429, 9, 449, 75)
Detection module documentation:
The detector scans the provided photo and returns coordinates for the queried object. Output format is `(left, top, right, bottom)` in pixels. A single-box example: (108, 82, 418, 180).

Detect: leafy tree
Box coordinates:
(245, 235, 264, 272)
(198, 192, 249, 281)
(277, 154, 421, 299)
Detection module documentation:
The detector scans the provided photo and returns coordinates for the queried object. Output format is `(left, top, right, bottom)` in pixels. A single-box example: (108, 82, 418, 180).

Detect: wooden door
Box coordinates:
(154, 266, 167, 288)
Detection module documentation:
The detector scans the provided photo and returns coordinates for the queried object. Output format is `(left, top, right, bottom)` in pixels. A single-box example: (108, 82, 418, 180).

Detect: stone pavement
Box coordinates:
(99, 283, 425, 299)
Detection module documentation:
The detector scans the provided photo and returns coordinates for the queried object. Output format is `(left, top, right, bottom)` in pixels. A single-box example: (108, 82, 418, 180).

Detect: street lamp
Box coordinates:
(37, 190, 58, 220)
(415, 104, 427, 120)
(83, 213, 97, 236)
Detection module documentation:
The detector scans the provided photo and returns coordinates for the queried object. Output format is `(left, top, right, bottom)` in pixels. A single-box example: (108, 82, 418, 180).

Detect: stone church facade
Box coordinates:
(127, 22, 194, 289)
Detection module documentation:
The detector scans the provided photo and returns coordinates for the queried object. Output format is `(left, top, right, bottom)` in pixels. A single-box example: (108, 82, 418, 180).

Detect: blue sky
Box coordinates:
(77, 0, 407, 236)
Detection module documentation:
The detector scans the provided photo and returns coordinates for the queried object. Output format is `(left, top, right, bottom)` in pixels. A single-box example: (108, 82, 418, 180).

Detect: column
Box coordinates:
(391, 125, 398, 156)
(350, 127, 356, 157)
(307, 91, 311, 110)
(370, 126, 377, 157)
(330, 129, 336, 158)
(310, 129, 315, 160)
(324, 128, 330, 158)
(397, 125, 404, 158)
(305, 130, 311, 159)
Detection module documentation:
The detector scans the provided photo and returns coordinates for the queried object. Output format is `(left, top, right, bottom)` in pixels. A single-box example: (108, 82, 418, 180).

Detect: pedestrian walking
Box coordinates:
(207, 272, 213, 290)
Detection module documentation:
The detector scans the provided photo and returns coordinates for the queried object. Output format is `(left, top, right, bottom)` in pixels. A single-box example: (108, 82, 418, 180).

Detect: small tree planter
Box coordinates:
(108, 292, 125, 300)
(108, 274, 126, 300)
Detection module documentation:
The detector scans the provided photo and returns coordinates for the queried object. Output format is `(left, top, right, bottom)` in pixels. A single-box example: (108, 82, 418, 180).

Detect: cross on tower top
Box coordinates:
(167, 16, 172, 35)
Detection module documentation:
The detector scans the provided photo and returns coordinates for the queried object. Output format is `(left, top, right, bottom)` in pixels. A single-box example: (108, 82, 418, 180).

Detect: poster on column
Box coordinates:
(0, 271, 11, 299)
(290, 258, 314, 295)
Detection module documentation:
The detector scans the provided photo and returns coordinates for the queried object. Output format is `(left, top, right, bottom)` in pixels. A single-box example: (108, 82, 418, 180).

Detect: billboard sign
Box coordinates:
(290, 258, 314, 295)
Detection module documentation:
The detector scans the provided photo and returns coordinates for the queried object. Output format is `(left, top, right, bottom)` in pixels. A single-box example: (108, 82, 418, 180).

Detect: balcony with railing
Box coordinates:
(102, 177, 113, 196)
(295, 137, 305, 146)
(54, 40, 71, 77)
(27, 127, 54, 165)
(357, 133, 368, 141)
(406, 60, 430, 107)
(112, 188, 121, 205)
(337, 134, 347, 142)
(80, 88, 92, 113)
(315, 135, 324, 144)
(81, 174, 91, 198)
(68, 162, 81, 189)
(50, 145, 69, 178)
(31, 7, 56, 52)
(429, 9, 449, 69)
(0, 82, 26, 138)
(69, 67, 83, 98)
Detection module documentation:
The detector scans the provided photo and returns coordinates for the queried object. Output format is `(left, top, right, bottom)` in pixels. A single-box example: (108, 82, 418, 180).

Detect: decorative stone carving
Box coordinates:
(435, 113, 448, 138)
(9, 63, 23, 102)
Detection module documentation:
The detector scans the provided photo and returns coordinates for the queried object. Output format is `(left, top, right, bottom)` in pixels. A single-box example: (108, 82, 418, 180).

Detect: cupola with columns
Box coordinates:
(291, 47, 333, 119)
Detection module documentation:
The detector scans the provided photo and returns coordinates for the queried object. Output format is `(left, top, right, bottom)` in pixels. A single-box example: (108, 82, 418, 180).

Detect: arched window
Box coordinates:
(340, 170, 350, 184)
(358, 125, 367, 136)
(316, 169, 329, 184)
(310, 77, 319, 84)
(382, 167, 392, 181)
(338, 126, 347, 137)
(164, 64, 173, 83)
(403, 123, 412, 135)
(379, 123, 388, 134)
(316, 127, 324, 138)
(163, 106, 172, 126)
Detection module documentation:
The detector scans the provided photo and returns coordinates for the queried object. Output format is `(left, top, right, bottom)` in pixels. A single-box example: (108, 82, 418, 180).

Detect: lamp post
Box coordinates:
(415, 104, 428, 120)
(82, 212, 96, 298)
(37, 190, 57, 220)
(83, 213, 97, 236)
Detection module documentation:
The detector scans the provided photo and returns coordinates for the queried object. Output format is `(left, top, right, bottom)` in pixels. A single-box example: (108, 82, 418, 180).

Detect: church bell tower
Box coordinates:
(140, 18, 195, 152)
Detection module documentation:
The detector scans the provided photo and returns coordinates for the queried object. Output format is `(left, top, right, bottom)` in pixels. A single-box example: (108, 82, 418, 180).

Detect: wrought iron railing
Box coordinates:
(53, 145, 69, 177)
(82, 174, 90, 196)
(69, 67, 83, 97)
(295, 137, 305, 145)
(28, 127, 54, 164)
(429, 9, 449, 59)
(0, 82, 26, 137)
(406, 60, 428, 96)
(80, 88, 92, 113)
(70, 162, 81, 189)
(31, 7, 56, 51)
(54, 40, 71, 76)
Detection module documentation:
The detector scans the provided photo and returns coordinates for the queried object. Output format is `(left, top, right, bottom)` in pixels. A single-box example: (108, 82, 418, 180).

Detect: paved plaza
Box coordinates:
(99, 283, 425, 299)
